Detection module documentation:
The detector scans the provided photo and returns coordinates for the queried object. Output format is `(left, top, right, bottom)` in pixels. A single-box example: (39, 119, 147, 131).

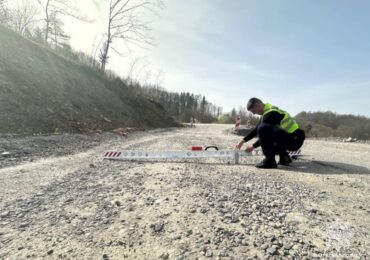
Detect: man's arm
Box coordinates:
(252, 140, 261, 148)
(243, 127, 257, 142)
(236, 123, 259, 150)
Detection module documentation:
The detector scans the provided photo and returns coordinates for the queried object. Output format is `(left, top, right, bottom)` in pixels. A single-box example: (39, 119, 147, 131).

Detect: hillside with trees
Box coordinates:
(132, 85, 223, 123)
(0, 24, 181, 134)
(295, 111, 370, 140)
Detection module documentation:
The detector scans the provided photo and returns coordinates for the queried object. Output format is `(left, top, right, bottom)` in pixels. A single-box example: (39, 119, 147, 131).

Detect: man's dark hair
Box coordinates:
(247, 97, 263, 110)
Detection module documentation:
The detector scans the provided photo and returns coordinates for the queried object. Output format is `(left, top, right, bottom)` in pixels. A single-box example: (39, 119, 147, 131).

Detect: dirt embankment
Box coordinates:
(0, 124, 369, 259)
(0, 25, 178, 134)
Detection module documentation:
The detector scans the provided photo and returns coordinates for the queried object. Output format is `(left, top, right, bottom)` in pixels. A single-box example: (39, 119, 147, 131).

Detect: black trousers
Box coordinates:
(257, 123, 305, 160)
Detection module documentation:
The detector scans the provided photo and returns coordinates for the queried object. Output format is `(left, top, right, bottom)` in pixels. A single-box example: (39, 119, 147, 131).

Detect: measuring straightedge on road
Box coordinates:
(103, 146, 302, 164)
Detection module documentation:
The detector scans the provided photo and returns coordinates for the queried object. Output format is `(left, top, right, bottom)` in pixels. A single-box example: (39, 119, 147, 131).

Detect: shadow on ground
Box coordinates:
(282, 160, 370, 175)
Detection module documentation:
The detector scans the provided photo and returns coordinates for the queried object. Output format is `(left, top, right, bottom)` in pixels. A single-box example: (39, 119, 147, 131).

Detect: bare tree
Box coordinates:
(91, 33, 105, 62)
(0, 0, 10, 25)
(153, 69, 164, 87)
(0, 0, 5, 13)
(217, 107, 222, 117)
(48, 11, 70, 48)
(36, 0, 89, 42)
(126, 56, 150, 82)
(31, 26, 46, 43)
(11, 0, 39, 35)
(99, 0, 164, 71)
(141, 70, 152, 85)
(127, 56, 143, 80)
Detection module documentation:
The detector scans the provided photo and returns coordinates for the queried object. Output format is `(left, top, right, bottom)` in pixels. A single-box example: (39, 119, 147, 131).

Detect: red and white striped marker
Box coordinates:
(104, 151, 122, 158)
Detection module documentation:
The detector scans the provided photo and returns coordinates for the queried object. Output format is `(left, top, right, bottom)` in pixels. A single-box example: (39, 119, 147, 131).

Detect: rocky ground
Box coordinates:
(0, 124, 369, 259)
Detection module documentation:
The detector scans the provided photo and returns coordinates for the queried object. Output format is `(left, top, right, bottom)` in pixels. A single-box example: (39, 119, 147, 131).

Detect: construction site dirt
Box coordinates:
(0, 124, 369, 259)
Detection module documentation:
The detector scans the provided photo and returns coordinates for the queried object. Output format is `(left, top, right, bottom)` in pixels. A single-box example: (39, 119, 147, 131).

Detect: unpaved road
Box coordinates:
(0, 124, 369, 259)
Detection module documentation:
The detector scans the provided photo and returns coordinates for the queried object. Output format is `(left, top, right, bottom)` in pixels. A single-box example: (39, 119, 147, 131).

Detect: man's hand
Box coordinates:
(236, 140, 245, 150)
(246, 144, 254, 153)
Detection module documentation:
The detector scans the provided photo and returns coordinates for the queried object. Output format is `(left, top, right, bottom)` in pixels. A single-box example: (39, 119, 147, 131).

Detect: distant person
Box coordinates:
(234, 116, 241, 129)
(236, 98, 305, 168)
(190, 117, 195, 127)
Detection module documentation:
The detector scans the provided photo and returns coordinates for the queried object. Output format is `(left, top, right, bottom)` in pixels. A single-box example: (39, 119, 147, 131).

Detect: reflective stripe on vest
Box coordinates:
(263, 103, 299, 133)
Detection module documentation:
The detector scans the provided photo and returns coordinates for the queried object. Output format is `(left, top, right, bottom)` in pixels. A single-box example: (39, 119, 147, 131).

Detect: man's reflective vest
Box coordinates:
(263, 103, 299, 133)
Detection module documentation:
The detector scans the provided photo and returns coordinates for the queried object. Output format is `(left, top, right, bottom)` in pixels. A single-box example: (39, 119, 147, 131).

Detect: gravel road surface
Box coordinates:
(0, 124, 369, 259)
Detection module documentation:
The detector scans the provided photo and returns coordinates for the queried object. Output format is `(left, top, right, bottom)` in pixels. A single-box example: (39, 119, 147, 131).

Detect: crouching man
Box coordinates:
(236, 98, 305, 168)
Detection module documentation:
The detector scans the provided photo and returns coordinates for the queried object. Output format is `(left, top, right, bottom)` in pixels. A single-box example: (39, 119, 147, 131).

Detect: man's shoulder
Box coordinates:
(265, 110, 283, 116)
(262, 110, 285, 123)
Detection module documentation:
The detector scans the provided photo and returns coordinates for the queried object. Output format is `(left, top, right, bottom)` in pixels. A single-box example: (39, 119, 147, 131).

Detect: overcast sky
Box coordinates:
(29, 0, 370, 116)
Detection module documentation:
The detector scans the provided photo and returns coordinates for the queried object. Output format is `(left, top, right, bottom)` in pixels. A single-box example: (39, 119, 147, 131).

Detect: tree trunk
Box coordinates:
(44, 0, 50, 42)
(101, 0, 113, 71)
(100, 37, 110, 71)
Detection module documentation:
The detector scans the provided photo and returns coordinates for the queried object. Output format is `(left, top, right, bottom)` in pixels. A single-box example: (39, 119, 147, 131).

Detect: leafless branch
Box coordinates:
(127, 56, 147, 80)
(9, 0, 39, 35)
(36, 0, 91, 42)
(99, 0, 164, 71)
(110, 44, 126, 57)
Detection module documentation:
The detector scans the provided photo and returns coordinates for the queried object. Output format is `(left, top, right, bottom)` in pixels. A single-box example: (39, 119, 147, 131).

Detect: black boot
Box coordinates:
(256, 158, 277, 169)
(278, 152, 292, 165)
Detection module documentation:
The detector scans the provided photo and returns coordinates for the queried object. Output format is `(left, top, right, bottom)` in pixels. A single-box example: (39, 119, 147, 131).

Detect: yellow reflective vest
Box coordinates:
(263, 103, 299, 133)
